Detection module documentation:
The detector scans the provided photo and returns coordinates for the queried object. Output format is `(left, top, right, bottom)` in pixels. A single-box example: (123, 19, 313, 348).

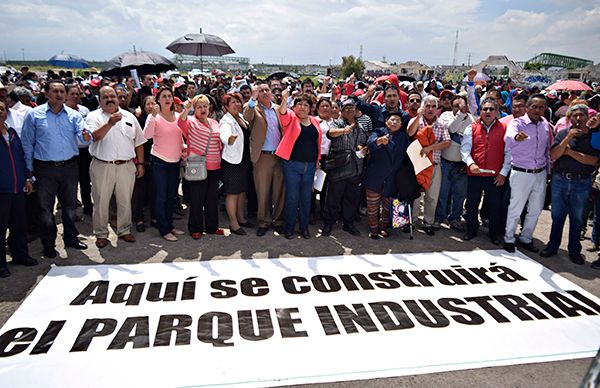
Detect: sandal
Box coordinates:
(369, 232, 381, 240)
(379, 229, 389, 238)
(163, 233, 178, 242)
(191, 232, 202, 240)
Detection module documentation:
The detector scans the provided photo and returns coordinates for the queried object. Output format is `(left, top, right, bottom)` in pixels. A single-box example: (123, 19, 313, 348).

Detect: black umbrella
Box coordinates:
(266, 71, 289, 81)
(101, 50, 177, 77)
(48, 53, 89, 69)
(166, 29, 235, 72)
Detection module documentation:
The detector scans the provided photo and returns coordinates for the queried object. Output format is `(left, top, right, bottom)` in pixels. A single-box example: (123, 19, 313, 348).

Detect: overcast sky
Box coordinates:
(1, 0, 599, 66)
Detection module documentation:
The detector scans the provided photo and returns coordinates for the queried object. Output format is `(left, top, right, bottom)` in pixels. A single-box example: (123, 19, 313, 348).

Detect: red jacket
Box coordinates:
(468, 119, 506, 177)
(276, 111, 322, 164)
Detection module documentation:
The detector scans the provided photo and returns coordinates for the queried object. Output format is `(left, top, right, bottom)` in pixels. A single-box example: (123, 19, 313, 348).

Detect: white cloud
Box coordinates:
(0, 0, 597, 65)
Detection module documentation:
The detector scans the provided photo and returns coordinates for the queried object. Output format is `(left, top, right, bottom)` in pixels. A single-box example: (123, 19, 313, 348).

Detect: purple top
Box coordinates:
(504, 114, 552, 174)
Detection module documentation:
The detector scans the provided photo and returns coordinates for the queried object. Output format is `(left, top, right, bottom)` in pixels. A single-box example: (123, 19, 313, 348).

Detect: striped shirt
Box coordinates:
(417, 116, 450, 164)
(179, 116, 222, 170)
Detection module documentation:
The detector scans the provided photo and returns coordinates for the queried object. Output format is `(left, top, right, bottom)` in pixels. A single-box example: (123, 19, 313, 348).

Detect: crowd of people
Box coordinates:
(2, 65, 600, 279)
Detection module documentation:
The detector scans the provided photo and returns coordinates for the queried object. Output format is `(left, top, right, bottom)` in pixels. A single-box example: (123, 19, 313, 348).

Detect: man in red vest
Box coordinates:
(460, 98, 511, 243)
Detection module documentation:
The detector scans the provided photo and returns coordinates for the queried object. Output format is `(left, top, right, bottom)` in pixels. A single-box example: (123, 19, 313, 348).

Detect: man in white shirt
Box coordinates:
(86, 86, 146, 248)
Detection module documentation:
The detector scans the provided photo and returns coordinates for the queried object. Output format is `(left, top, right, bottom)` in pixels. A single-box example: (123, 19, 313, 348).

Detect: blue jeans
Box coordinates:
(282, 160, 316, 233)
(547, 173, 592, 254)
(151, 156, 181, 236)
(591, 189, 600, 245)
(435, 159, 468, 224)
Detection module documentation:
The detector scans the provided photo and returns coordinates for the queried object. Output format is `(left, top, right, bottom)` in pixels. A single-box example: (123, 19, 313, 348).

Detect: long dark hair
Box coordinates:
(155, 86, 174, 112)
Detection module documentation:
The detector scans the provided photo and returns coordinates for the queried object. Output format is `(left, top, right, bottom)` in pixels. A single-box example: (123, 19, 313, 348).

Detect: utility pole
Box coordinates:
(359, 44, 363, 60)
(467, 52, 472, 67)
(452, 30, 459, 67)
(21, 48, 25, 61)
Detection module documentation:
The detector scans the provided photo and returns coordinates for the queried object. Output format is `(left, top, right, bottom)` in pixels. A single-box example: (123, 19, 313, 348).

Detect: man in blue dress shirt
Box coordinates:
(21, 80, 92, 258)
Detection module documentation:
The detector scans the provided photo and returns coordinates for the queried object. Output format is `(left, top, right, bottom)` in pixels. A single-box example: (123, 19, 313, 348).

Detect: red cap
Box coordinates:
(440, 89, 454, 99)
(353, 89, 365, 97)
(174, 97, 183, 105)
(90, 79, 101, 88)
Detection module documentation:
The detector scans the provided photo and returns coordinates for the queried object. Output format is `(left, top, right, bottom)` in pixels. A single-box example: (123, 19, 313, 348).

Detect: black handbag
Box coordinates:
(323, 125, 363, 182)
(323, 150, 359, 182)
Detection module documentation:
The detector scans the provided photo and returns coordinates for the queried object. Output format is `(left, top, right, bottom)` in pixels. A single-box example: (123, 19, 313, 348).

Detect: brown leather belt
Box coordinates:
(94, 157, 131, 165)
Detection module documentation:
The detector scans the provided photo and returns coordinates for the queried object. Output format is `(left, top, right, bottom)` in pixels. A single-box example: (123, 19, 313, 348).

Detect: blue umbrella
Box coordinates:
(48, 53, 89, 68)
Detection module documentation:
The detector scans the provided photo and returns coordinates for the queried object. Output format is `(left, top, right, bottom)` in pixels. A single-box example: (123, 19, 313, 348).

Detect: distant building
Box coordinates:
(173, 54, 250, 72)
(476, 55, 521, 77)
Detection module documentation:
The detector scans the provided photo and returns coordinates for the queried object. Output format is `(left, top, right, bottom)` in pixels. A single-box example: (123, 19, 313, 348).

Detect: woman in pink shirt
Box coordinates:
(179, 95, 223, 239)
(143, 87, 185, 242)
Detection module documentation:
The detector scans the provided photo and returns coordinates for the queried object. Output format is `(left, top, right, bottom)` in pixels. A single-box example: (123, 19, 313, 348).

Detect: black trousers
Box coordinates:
(187, 170, 221, 234)
(132, 165, 154, 223)
(465, 176, 508, 239)
(0, 193, 29, 265)
(77, 147, 93, 213)
(34, 159, 80, 248)
(323, 174, 362, 226)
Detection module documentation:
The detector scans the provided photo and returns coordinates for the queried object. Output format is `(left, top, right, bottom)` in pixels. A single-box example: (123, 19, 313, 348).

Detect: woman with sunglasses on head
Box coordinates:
(143, 87, 185, 242)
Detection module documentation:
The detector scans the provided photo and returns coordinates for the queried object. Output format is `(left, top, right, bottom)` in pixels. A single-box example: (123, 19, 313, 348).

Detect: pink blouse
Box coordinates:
(143, 113, 184, 163)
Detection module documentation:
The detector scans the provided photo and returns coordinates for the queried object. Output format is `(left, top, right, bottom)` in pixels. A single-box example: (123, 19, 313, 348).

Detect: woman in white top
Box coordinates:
(219, 93, 251, 235)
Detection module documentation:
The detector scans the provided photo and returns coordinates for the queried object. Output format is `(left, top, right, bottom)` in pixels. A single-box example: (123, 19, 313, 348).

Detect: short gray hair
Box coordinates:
(422, 95, 438, 109)
(566, 104, 589, 118)
(13, 86, 33, 99)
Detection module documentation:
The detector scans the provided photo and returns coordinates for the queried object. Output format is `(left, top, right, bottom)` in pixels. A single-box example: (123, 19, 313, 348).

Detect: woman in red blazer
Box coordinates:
(276, 90, 322, 239)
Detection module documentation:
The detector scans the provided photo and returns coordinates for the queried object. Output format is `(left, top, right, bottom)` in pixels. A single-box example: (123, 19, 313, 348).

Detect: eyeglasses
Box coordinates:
(442, 96, 453, 100)
(481, 107, 496, 112)
(409, 99, 421, 103)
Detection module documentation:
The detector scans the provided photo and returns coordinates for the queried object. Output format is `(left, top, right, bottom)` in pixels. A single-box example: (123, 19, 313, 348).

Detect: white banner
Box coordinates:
(1, 250, 600, 387)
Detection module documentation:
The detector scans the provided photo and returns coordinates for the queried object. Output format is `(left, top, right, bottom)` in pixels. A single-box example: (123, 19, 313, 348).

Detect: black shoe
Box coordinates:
(0, 266, 10, 278)
(517, 240, 539, 253)
(322, 224, 333, 237)
(301, 230, 311, 239)
(503, 242, 515, 253)
(591, 258, 600, 270)
(369, 232, 381, 240)
(462, 232, 476, 241)
(43, 246, 58, 258)
(256, 227, 268, 237)
(422, 226, 435, 236)
(569, 253, 585, 265)
(65, 240, 88, 250)
(136, 222, 146, 233)
(402, 225, 411, 234)
(230, 226, 247, 236)
(342, 223, 361, 236)
(491, 237, 502, 245)
(13, 256, 39, 266)
(273, 225, 285, 235)
(284, 232, 295, 240)
(539, 248, 558, 258)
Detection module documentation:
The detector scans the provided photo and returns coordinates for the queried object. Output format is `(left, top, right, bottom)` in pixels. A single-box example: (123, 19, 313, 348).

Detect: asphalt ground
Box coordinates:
(1, 201, 599, 388)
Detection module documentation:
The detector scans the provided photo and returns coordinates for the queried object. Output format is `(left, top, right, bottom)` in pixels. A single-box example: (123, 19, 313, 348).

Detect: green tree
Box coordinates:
(341, 55, 365, 78)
